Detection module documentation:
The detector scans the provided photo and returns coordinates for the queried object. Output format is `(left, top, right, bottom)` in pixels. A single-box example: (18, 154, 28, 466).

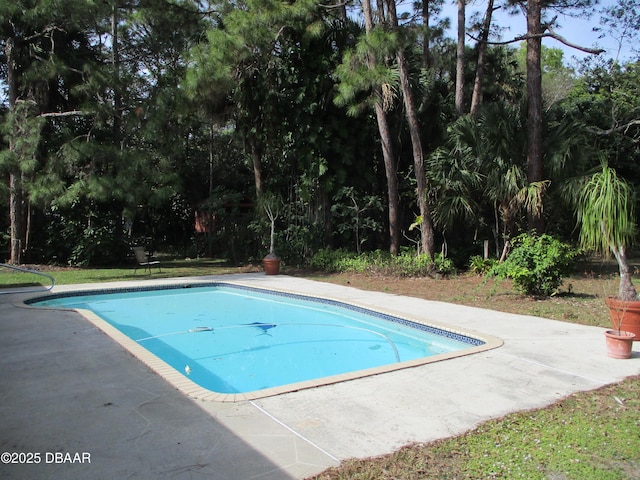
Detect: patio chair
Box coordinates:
(133, 246, 161, 274)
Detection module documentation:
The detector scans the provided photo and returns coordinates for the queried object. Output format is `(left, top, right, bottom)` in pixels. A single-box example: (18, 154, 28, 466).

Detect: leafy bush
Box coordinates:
(308, 248, 352, 271)
(331, 187, 383, 254)
(41, 203, 130, 266)
(68, 224, 130, 266)
(487, 233, 577, 296)
(392, 251, 455, 276)
(468, 255, 498, 275)
(308, 248, 456, 276)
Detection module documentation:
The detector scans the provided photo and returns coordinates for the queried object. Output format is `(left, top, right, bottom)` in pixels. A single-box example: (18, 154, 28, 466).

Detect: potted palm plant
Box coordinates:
(576, 161, 638, 356)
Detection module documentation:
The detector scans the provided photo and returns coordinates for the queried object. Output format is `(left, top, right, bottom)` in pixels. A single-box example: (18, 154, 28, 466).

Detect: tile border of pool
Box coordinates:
(23, 279, 503, 402)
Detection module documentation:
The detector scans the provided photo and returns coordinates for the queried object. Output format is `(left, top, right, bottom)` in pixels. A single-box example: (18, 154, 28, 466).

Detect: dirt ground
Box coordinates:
(302, 262, 624, 329)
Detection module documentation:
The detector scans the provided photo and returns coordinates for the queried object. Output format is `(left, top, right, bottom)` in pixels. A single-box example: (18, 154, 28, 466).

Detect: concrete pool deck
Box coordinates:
(1, 273, 639, 479)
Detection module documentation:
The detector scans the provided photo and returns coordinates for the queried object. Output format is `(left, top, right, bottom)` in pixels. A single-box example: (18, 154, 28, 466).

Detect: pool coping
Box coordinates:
(22, 279, 503, 402)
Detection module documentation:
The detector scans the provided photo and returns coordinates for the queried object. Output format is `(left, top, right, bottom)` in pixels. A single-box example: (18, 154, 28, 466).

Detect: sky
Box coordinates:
(440, 0, 636, 64)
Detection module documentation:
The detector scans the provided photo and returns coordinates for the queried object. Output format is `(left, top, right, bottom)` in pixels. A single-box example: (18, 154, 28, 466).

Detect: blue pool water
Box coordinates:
(31, 284, 484, 395)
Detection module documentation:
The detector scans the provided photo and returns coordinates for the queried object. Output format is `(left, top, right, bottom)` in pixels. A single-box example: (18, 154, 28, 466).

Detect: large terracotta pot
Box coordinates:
(604, 330, 636, 359)
(262, 254, 281, 275)
(605, 297, 640, 340)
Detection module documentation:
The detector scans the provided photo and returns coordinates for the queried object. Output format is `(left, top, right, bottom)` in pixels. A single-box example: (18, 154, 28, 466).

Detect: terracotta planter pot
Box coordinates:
(604, 330, 636, 359)
(604, 297, 640, 340)
(262, 255, 281, 275)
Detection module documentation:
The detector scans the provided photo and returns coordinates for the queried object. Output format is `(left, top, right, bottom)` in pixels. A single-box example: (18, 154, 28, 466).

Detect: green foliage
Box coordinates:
(0, 100, 45, 174)
(514, 43, 577, 107)
(277, 190, 327, 266)
(41, 202, 130, 266)
(468, 255, 498, 275)
(576, 161, 636, 256)
(598, 0, 640, 61)
(331, 187, 383, 254)
(574, 161, 638, 300)
(334, 27, 401, 116)
(67, 224, 129, 267)
(2, 0, 637, 271)
(565, 60, 640, 181)
(308, 248, 455, 276)
(488, 233, 578, 296)
(307, 248, 350, 271)
(427, 101, 529, 246)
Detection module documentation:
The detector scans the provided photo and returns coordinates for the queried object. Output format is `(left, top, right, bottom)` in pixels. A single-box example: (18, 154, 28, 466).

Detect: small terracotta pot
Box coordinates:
(604, 330, 636, 359)
(262, 255, 281, 275)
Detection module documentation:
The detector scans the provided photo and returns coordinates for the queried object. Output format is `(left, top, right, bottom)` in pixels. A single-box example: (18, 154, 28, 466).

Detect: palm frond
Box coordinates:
(577, 161, 636, 254)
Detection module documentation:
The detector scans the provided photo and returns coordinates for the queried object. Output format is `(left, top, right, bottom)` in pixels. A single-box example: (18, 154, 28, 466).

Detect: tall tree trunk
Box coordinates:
(320, 189, 333, 247)
(455, 0, 466, 116)
(249, 138, 264, 197)
(112, 3, 122, 149)
(6, 34, 26, 264)
(374, 102, 401, 255)
(8, 173, 25, 265)
(363, 0, 401, 255)
(397, 49, 436, 257)
(422, 0, 431, 69)
(526, 0, 545, 232)
(207, 124, 215, 257)
(375, 0, 386, 20)
(613, 245, 638, 301)
(386, 0, 436, 258)
(470, 0, 495, 115)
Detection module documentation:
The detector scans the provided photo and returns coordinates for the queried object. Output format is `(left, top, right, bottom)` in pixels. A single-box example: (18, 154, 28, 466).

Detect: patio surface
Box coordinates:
(1, 273, 639, 479)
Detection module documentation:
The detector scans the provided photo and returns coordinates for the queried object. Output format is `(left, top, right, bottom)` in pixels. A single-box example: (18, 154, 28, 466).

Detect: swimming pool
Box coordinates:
(29, 282, 500, 401)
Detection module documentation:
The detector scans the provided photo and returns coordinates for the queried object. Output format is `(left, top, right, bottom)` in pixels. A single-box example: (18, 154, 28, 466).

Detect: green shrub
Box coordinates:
(487, 233, 577, 296)
(393, 251, 432, 276)
(334, 253, 372, 273)
(308, 248, 355, 272)
(331, 250, 388, 274)
(468, 255, 498, 275)
(308, 248, 456, 277)
(433, 253, 456, 276)
(68, 225, 130, 266)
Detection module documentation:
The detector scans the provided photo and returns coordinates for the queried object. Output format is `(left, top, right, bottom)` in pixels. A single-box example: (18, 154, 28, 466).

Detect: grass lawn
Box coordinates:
(312, 378, 640, 479)
(0, 258, 260, 287)
(1, 258, 639, 479)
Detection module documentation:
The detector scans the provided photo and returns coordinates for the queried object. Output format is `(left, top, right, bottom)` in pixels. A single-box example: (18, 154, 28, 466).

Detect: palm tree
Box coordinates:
(576, 161, 637, 301)
(427, 116, 484, 236)
(429, 103, 531, 258)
